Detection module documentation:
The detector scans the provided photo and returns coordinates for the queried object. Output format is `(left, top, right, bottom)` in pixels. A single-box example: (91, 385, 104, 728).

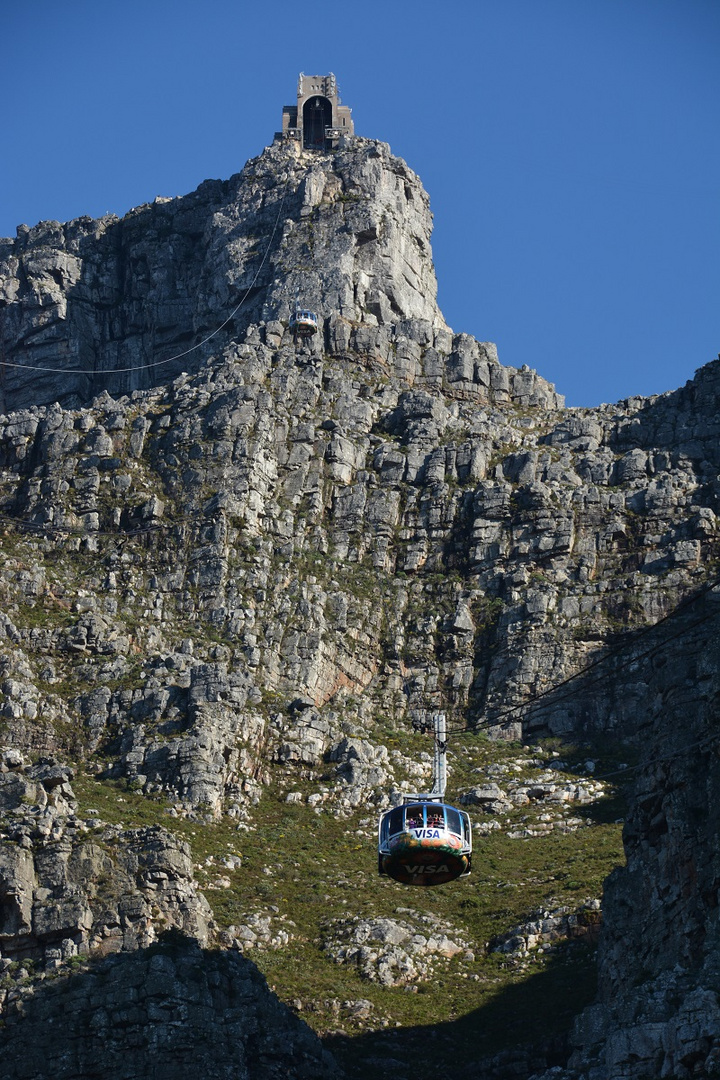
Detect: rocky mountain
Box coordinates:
(0, 138, 443, 413)
(0, 130, 719, 1078)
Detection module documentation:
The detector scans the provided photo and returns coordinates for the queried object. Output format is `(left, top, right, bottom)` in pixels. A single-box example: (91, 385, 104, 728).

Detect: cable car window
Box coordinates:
(387, 807, 404, 837)
(461, 811, 471, 843)
(426, 808, 445, 830)
(445, 807, 461, 836)
(405, 805, 424, 830)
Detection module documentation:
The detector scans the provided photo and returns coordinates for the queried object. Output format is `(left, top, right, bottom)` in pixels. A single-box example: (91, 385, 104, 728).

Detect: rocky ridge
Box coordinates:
(0, 134, 719, 1077)
(0, 138, 445, 413)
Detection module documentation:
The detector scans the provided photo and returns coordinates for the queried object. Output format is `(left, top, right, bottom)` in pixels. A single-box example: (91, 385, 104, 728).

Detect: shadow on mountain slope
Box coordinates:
(325, 944, 597, 1080)
(0, 932, 340, 1080)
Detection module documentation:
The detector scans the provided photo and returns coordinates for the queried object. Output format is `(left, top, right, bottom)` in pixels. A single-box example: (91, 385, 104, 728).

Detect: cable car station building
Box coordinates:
(278, 73, 354, 150)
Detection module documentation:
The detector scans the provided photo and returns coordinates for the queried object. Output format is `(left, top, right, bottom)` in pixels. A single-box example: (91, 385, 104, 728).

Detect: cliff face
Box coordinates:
(545, 583, 720, 1080)
(0, 137, 719, 1078)
(0, 138, 443, 413)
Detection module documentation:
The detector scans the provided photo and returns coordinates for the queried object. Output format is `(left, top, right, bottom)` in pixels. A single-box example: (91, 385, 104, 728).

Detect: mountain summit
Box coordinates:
(0, 128, 454, 414)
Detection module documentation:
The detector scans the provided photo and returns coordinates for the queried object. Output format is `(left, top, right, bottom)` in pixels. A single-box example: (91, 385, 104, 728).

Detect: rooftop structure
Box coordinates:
(277, 73, 354, 150)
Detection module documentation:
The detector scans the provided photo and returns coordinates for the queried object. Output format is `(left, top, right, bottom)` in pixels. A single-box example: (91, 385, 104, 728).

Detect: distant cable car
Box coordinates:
(377, 713, 472, 887)
(289, 304, 318, 338)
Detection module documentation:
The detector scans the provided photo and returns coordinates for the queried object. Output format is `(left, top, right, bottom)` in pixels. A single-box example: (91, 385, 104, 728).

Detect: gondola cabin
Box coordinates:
(378, 798, 472, 886)
(289, 309, 318, 338)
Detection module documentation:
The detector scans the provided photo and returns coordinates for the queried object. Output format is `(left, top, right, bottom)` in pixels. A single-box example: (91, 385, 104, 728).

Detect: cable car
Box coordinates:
(378, 797, 472, 886)
(289, 307, 318, 338)
(377, 712, 472, 886)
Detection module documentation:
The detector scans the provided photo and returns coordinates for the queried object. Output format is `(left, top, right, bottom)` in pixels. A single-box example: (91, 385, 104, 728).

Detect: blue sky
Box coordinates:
(2, 0, 718, 407)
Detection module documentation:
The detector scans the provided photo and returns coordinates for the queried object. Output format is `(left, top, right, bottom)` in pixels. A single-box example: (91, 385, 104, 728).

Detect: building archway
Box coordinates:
(303, 96, 332, 149)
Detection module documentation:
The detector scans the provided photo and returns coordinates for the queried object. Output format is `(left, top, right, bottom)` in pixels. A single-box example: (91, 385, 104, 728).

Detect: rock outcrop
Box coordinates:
(322, 909, 472, 986)
(0, 138, 446, 413)
(0, 750, 337, 1078)
(0, 750, 212, 967)
(0, 332, 717, 808)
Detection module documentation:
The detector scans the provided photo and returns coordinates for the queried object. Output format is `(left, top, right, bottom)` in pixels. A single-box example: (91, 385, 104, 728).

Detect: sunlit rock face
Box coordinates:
(0, 137, 447, 413)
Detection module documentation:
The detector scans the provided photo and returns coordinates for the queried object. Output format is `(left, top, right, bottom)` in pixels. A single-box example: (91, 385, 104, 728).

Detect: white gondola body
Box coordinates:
(378, 799, 472, 886)
(289, 309, 318, 337)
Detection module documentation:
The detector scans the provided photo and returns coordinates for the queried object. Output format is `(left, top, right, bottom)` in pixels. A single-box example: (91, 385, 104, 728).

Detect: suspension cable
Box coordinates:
(0, 171, 293, 377)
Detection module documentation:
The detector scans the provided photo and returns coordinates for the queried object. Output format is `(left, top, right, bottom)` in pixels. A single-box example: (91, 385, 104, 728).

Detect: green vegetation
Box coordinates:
(72, 728, 627, 1079)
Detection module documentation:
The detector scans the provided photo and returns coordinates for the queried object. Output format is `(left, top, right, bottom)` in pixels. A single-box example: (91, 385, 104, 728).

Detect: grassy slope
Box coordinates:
(73, 727, 626, 1079)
